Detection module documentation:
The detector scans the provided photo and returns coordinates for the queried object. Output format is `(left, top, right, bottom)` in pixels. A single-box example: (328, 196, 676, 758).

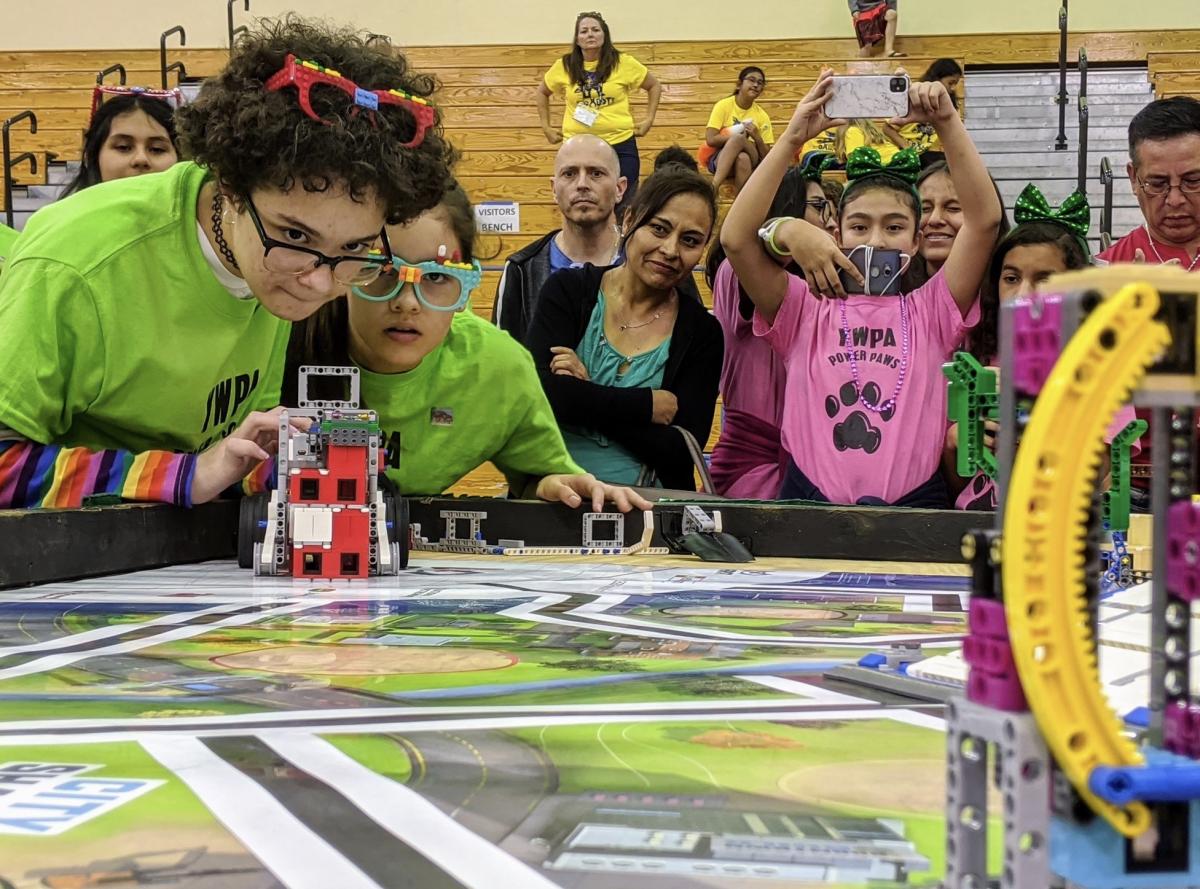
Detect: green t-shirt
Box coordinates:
(0, 162, 289, 453)
(0, 223, 18, 272)
(359, 311, 582, 495)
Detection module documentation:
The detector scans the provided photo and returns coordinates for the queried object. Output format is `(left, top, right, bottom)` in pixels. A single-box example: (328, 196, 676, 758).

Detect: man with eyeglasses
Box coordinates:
(1098, 96, 1200, 271)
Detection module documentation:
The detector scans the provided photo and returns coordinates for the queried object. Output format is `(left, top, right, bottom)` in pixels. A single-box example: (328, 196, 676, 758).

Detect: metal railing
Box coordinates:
(3, 111, 38, 229)
(1077, 48, 1089, 194)
(160, 26, 187, 89)
(1100, 156, 1115, 244)
(96, 64, 127, 86)
(227, 0, 250, 50)
(1055, 0, 1069, 150)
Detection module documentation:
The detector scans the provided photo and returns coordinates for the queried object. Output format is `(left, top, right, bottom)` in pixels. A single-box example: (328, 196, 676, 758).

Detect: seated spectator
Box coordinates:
(525, 166, 723, 489)
(706, 165, 834, 500)
(1098, 96, 1200, 270)
(849, 0, 903, 59)
(537, 12, 661, 216)
(902, 59, 963, 168)
(654, 145, 699, 173)
(285, 183, 648, 513)
(61, 89, 181, 198)
(698, 67, 774, 194)
(950, 185, 1138, 509)
(494, 134, 702, 343)
(837, 118, 908, 165)
(494, 135, 625, 341)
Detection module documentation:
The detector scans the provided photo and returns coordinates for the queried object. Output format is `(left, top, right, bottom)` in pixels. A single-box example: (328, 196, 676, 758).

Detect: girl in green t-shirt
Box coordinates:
(285, 184, 650, 514)
(0, 17, 456, 509)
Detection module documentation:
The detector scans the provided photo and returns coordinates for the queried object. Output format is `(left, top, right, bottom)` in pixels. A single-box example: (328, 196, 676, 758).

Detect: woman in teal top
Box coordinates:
(560, 293, 672, 483)
(286, 183, 649, 513)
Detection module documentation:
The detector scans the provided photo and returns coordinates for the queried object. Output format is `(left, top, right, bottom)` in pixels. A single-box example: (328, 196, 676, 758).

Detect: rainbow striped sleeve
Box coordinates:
(0, 440, 197, 509)
(241, 457, 277, 495)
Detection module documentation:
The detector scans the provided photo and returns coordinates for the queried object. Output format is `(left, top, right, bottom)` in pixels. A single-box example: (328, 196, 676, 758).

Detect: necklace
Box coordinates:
(1144, 225, 1200, 272)
(211, 191, 240, 270)
(838, 294, 911, 414)
(617, 290, 673, 331)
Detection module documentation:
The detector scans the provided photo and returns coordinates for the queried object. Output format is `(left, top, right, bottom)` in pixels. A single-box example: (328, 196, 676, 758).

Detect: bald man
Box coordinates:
(494, 135, 626, 341)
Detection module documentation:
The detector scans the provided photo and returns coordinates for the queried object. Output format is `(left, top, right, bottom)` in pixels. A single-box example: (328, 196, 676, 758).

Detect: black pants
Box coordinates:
(778, 459, 950, 509)
(612, 136, 640, 220)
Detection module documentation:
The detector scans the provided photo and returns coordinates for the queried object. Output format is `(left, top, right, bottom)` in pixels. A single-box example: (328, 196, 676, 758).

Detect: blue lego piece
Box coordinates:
(1053, 750, 1200, 887)
(858, 653, 887, 669)
(1126, 707, 1152, 728)
(896, 661, 910, 675)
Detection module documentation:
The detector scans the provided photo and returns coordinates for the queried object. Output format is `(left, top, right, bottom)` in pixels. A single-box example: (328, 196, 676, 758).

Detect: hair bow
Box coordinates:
(798, 151, 837, 182)
(845, 146, 921, 185)
(1013, 183, 1091, 239)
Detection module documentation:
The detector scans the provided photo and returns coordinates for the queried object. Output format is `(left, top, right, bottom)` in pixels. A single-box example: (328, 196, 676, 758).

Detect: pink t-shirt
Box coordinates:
(754, 269, 978, 504)
(955, 406, 1142, 510)
(1097, 226, 1200, 268)
(710, 260, 788, 499)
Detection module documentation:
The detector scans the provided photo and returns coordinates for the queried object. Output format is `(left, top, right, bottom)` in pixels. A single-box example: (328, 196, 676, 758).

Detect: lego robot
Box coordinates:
(237, 365, 407, 579)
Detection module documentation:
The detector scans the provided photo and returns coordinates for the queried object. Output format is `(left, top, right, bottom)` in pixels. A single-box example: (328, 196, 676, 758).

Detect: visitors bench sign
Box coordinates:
(475, 201, 520, 233)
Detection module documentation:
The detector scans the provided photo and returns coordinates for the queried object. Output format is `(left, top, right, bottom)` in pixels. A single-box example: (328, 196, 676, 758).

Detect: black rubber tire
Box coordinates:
(383, 491, 410, 570)
(238, 493, 270, 569)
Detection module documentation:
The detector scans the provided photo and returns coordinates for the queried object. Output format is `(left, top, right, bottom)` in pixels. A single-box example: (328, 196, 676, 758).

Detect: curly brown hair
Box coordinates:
(176, 16, 457, 224)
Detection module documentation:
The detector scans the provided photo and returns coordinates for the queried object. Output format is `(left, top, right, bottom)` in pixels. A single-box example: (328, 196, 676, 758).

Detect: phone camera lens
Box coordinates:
(890, 77, 906, 92)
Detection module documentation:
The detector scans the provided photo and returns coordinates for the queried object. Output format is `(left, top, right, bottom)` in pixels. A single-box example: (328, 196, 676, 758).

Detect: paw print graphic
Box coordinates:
(825, 381, 895, 455)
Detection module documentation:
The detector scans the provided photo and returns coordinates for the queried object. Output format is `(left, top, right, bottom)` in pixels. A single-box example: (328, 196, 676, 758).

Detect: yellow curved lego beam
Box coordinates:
(1003, 282, 1171, 837)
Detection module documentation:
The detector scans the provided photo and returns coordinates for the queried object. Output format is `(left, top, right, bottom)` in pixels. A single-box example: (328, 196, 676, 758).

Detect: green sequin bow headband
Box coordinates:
(1012, 183, 1091, 240)
(798, 151, 837, 182)
(845, 146, 921, 185)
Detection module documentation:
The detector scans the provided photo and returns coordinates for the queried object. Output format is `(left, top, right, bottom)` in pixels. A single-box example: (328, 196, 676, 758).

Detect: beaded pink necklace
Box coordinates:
(837, 294, 911, 415)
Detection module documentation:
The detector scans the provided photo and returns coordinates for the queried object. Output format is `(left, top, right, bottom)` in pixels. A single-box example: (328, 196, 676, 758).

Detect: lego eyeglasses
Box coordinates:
(351, 254, 483, 311)
(243, 195, 393, 287)
(90, 85, 183, 126)
(265, 54, 436, 148)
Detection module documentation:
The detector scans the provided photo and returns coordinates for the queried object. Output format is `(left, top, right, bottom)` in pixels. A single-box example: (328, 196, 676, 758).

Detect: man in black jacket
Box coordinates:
(493, 135, 626, 341)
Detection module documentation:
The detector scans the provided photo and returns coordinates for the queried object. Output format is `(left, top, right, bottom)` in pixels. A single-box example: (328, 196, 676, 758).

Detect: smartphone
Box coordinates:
(826, 74, 910, 120)
(840, 247, 905, 296)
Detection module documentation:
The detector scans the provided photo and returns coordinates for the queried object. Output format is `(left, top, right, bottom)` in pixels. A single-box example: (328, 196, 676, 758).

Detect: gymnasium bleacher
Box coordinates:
(2, 26, 1197, 494)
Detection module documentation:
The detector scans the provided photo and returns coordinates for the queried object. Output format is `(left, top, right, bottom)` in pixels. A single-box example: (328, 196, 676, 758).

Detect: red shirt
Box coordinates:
(1098, 226, 1200, 269)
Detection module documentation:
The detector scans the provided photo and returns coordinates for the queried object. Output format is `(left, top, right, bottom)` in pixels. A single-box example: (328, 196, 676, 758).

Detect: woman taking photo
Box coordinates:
(537, 11, 661, 213)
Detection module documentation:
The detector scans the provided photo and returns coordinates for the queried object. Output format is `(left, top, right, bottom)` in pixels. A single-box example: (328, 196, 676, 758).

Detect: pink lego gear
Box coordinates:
(264, 53, 436, 148)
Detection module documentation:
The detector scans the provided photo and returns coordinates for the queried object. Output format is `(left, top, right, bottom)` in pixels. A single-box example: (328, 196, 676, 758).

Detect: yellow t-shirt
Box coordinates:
(705, 95, 774, 144)
(900, 122, 943, 155)
(843, 125, 903, 163)
(544, 53, 649, 145)
(802, 127, 838, 158)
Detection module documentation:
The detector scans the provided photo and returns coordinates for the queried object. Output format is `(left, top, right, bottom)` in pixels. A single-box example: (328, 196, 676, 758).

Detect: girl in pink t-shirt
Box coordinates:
(950, 184, 1142, 510)
(721, 71, 1002, 506)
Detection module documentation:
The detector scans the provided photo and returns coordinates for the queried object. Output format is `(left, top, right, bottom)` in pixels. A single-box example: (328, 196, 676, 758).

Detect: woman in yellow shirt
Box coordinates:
(537, 12, 661, 214)
(698, 66, 775, 194)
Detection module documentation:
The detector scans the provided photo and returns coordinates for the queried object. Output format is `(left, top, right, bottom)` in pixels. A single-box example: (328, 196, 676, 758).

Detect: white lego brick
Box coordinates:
(291, 506, 334, 546)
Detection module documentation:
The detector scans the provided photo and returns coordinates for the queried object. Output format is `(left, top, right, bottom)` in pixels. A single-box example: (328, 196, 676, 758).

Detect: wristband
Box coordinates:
(757, 217, 794, 258)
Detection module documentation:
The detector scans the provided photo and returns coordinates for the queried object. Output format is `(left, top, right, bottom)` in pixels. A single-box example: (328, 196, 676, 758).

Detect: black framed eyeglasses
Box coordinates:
(243, 195, 393, 286)
(805, 198, 832, 221)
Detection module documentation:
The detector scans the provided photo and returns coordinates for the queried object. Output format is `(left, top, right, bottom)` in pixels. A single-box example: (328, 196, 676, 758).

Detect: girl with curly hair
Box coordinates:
(0, 17, 455, 509)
